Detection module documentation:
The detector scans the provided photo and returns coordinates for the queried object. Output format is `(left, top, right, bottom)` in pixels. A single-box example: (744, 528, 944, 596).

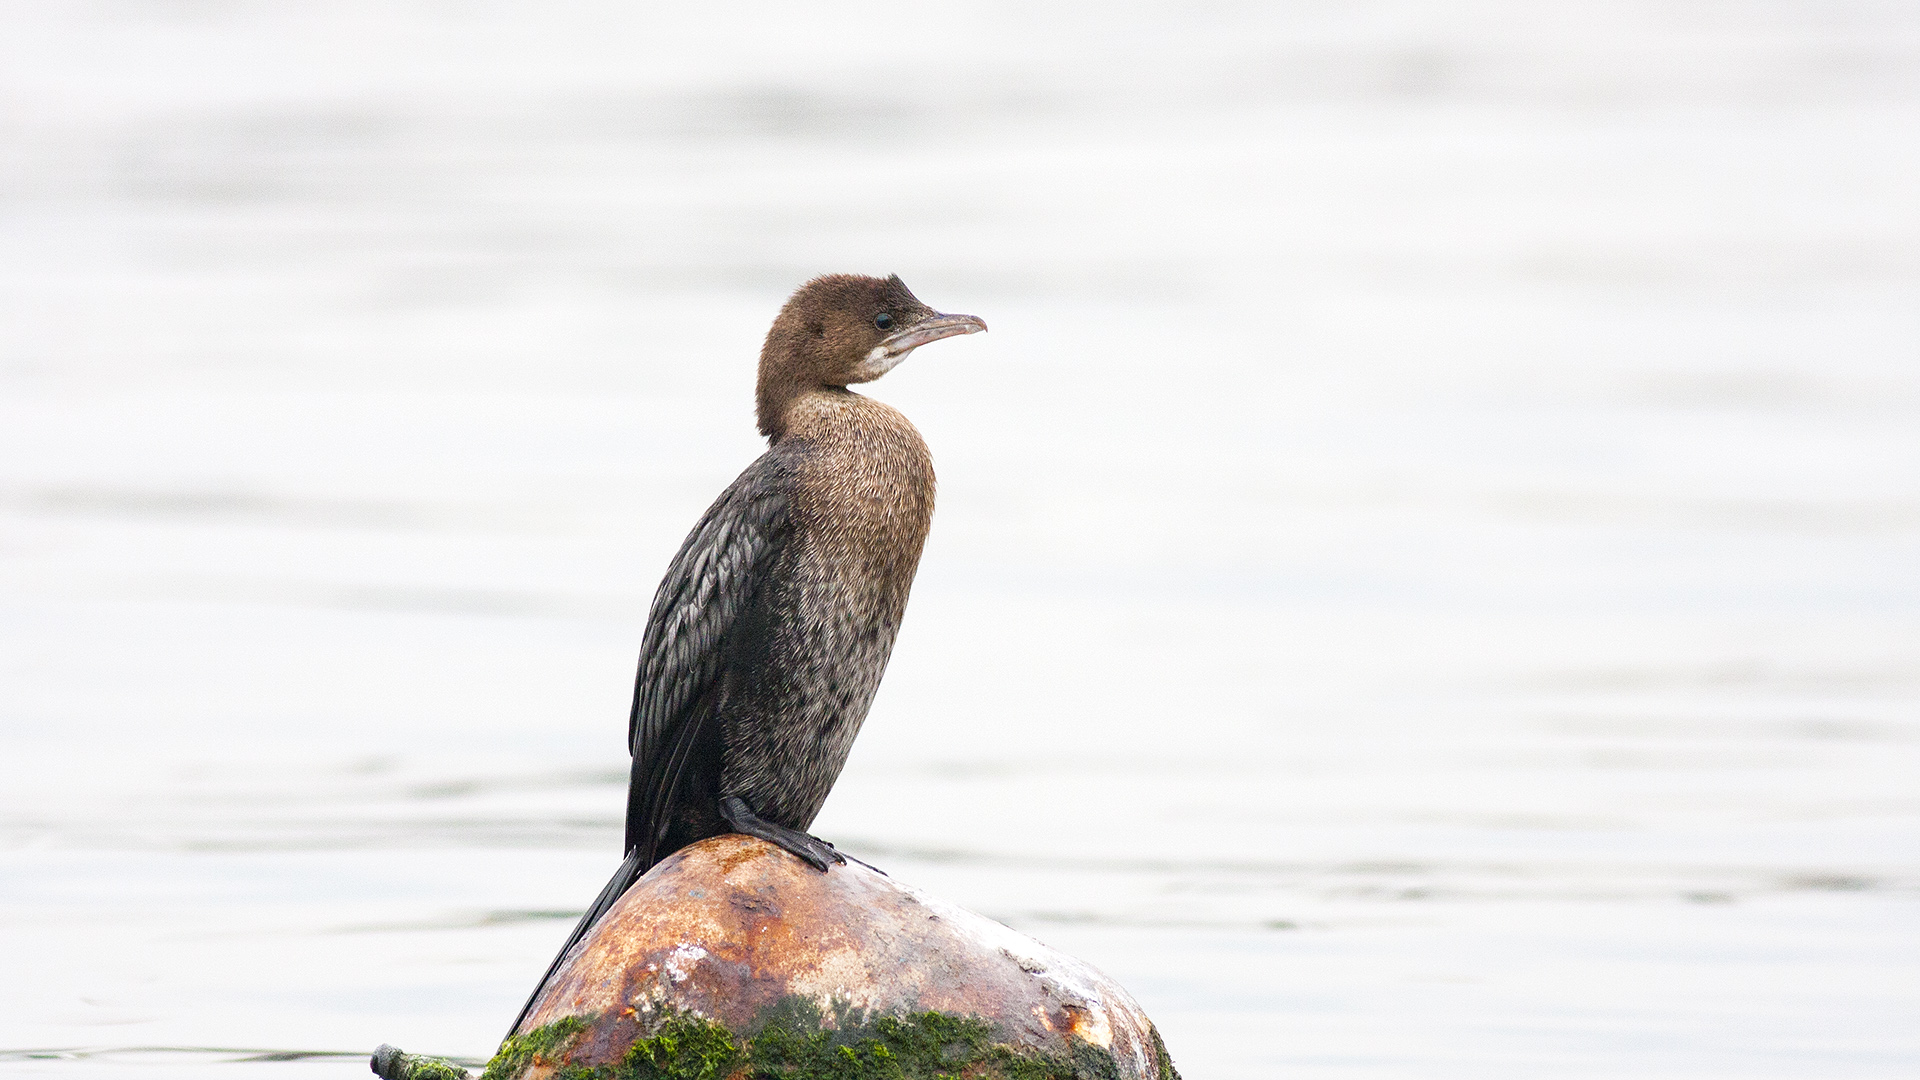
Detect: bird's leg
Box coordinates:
(719, 796, 844, 872)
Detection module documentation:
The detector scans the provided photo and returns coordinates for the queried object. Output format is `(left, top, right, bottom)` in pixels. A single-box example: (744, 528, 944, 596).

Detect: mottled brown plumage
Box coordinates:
(509, 274, 984, 1036)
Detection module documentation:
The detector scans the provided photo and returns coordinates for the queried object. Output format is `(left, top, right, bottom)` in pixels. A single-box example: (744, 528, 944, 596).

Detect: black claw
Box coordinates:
(720, 795, 841, 872)
(823, 841, 883, 875)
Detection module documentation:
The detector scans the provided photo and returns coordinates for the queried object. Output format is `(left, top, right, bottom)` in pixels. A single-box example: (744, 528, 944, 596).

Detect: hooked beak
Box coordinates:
(855, 311, 988, 380)
(879, 312, 988, 359)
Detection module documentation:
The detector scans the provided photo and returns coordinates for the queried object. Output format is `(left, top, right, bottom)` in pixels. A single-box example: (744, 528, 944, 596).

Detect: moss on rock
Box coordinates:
(485, 1005, 1177, 1080)
(749, 1006, 1051, 1079)
(618, 1012, 743, 1080)
(1148, 1027, 1181, 1080)
(371, 1044, 478, 1080)
(481, 1014, 592, 1080)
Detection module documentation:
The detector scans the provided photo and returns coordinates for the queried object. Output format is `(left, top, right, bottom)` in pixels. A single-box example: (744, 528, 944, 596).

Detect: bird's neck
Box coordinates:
(755, 368, 799, 439)
(767, 385, 879, 444)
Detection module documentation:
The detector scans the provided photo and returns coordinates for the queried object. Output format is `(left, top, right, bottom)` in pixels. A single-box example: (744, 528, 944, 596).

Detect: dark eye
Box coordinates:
(874, 313, 893, 331)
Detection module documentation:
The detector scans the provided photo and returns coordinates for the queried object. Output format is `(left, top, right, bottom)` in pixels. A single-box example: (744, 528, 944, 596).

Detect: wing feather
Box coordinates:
(624, 451, 793, 856)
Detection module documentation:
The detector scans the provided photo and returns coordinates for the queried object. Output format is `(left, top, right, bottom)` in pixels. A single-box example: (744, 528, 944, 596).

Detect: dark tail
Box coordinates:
(505, 848, 652, 1039)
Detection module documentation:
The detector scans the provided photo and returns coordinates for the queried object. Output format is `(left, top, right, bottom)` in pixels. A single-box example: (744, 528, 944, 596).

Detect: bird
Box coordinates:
(508, 273, 985, 1036)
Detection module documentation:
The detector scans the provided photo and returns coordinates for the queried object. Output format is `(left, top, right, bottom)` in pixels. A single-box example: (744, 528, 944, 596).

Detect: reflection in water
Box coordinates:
(0, 1047, 484, 1070)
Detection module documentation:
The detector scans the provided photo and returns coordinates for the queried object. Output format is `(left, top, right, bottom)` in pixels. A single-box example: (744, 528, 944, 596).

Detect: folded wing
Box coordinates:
(626, 451, 793, 860)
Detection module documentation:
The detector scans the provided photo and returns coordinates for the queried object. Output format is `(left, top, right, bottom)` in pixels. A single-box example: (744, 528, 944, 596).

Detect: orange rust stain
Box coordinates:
(1061, 1003, 1094, 1037)
(710, 835, 771, 876)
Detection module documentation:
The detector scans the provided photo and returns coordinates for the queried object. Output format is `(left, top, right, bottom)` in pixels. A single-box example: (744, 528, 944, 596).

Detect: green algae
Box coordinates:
(750, 1006, 1052, 1080)
(1148, 1027, 1181, 1080)
(618, 1012, 742, 1080)
(371, 1043, 479, 1080)
(482, 1005, 1178, 1080)
(481, 1014, 591, 1080)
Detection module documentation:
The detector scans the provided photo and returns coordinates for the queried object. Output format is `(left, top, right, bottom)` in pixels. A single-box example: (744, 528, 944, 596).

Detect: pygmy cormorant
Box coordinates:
(509, 274, 985, 1035)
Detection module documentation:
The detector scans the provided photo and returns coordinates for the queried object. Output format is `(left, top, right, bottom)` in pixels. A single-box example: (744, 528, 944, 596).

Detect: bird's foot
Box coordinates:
(719, 796, 844, 872)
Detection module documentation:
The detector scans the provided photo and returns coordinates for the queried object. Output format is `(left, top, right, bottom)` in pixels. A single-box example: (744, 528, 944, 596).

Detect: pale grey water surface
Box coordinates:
(3, 3, 1919, 1077)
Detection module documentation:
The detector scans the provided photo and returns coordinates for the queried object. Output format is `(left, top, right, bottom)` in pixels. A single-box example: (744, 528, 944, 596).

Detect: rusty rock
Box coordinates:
(511, 834, 1176, 1079)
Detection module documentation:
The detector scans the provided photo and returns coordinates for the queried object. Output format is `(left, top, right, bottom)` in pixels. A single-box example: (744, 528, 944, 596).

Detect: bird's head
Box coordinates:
(758, 274, 986, 437)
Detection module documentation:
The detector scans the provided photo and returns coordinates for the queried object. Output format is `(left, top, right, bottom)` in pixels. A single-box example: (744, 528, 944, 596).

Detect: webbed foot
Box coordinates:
(719, 796, 844, 872)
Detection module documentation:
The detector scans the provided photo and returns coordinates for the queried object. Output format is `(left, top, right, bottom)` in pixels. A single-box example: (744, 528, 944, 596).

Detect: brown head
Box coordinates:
(756, 274, 987, 439)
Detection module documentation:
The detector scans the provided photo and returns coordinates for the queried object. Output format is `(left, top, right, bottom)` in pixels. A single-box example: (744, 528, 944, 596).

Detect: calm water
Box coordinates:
(3, 3, 1918, 1077)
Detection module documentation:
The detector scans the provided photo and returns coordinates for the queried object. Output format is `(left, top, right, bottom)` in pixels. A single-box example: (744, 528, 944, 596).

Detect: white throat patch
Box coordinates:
(853, 344, 910, 381)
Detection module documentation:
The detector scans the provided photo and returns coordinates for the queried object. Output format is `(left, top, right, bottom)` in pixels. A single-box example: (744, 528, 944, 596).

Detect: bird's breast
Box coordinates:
(787, 398, 935, 601)
(719, 399, 934, 826)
